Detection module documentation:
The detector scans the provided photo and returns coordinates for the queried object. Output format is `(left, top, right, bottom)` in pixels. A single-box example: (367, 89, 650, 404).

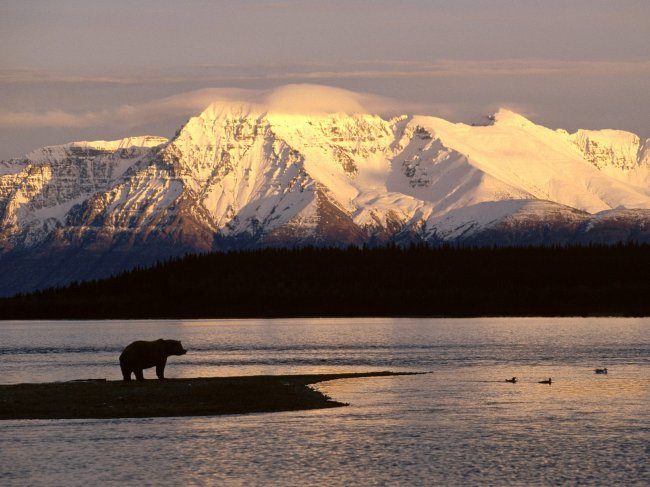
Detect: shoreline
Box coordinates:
(0, 372, 419, 421)
(0, 313, 646, 322)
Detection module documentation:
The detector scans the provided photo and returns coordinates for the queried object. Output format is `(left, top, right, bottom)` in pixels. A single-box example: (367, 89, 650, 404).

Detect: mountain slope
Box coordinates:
(0, 136, 167, 250)
(569, 128, 650, 191)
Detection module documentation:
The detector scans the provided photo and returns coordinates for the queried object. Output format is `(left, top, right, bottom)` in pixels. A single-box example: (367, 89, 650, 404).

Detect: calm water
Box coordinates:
(0, 318, 648, 486)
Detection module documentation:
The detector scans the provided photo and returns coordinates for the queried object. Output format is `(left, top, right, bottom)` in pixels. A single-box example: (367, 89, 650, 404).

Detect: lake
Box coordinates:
(1, 318, 648, 485)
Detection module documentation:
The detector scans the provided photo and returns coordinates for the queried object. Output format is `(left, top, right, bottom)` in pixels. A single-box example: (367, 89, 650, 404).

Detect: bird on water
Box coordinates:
(538, 378, 552, 384)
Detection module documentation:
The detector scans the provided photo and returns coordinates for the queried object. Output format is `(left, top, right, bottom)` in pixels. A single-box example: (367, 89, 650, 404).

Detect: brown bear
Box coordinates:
(119, 339, 187, 381)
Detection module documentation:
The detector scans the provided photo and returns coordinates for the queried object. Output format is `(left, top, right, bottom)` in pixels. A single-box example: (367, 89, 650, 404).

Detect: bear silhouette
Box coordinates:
(119, 339, 187, 381)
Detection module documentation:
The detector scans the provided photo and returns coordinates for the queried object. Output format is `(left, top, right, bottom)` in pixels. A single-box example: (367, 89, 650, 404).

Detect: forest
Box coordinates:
(1, 244, 649, 319)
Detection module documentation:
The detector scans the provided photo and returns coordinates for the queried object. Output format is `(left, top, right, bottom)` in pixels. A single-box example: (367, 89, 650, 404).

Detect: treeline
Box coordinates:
(1, 244, 649, 319)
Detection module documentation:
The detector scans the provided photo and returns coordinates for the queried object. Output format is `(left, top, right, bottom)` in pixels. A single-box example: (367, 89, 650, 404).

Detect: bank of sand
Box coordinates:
(0, 372, 418, 420)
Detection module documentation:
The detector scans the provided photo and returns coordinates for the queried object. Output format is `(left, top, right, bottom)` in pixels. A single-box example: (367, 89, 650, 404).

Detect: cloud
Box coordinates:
(262, 84, 408, 114)
(0, 88, 255, 129)
(2, 59, 648, 87)
(264, 60, 650, 80)
(0, 110, 91, 128)
(0, 85, 414, 130)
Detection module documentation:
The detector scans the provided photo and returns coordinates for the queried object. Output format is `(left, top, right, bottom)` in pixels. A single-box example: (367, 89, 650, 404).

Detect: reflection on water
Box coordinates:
(1, 318, 649, 485)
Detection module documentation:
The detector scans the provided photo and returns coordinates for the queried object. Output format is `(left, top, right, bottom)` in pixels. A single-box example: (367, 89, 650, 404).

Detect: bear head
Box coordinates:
(163, 339, 187, 356)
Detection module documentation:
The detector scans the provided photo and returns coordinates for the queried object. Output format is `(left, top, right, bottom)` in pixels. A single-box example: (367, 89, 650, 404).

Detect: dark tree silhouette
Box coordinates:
(1, 244, 648, 319)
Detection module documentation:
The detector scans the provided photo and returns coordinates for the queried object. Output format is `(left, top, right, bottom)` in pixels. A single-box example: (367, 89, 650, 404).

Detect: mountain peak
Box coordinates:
(492, 108, 535, 127)
(198, 102, 264, 123)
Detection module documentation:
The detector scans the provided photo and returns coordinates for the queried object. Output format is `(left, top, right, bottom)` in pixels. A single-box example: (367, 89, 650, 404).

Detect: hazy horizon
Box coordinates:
(1, 0, 648, 159)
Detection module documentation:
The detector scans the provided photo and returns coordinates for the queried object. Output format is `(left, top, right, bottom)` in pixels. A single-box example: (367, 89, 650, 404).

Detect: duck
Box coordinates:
(594, 368, 608, 374)
(538, 378, 552, 384)
(504, 377, 517, 383)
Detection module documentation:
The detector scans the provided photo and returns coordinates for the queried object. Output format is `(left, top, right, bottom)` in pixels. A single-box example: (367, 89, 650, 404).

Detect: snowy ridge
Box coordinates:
(569, 129, 650, 192)
(22, 136, 168, 164)
(0, 135, 167, 248)
(412, 110, 650, 213)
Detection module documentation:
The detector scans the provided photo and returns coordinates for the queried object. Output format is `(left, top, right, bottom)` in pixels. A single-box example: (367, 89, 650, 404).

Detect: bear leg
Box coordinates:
(134, 369, 144, 381)
(121, 368, 132, 381)
(120, 359, 131, 381)
(156, 363, 166, 380)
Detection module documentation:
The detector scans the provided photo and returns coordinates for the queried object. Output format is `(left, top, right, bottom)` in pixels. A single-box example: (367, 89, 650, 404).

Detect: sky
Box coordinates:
(0, 0, 648, 159)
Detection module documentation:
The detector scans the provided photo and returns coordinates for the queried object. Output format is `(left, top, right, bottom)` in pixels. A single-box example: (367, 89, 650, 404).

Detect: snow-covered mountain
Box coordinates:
(0, 136, 168, 249)
(1, 86, 649, 294)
